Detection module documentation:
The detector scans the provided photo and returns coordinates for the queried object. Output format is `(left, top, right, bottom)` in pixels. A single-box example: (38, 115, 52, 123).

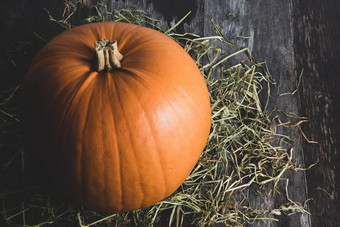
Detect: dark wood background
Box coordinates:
(1, 0, 339, 226)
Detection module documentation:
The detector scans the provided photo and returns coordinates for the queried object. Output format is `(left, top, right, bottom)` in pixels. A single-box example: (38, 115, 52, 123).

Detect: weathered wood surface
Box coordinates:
(1, 0, 339, 226)
(206, 3, 309, 226)
(292, 0, 340, 226)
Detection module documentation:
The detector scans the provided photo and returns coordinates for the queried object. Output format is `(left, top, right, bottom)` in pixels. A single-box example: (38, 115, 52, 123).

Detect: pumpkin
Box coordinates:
(21, 22, 211, 212)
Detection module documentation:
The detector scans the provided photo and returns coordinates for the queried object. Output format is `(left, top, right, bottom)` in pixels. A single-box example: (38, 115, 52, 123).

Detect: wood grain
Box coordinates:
(292, 0, 340, 226)
(204, 1, 309, 226)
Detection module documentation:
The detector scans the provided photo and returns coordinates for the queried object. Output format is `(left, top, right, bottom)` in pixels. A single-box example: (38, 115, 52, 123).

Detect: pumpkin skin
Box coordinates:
(21, 22, 211, 212)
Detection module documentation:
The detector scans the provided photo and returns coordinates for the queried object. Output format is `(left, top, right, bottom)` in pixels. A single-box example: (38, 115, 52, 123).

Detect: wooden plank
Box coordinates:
(292, 0, 340, 226)
(203, 1, 309, 226)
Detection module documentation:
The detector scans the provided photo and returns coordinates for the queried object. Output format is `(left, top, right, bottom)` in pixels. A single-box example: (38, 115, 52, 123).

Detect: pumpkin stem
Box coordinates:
(94, 39, 123, 72)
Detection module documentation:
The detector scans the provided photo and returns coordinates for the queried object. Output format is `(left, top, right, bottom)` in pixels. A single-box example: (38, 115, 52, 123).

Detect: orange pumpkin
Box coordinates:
(21, 22, 211, 212)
